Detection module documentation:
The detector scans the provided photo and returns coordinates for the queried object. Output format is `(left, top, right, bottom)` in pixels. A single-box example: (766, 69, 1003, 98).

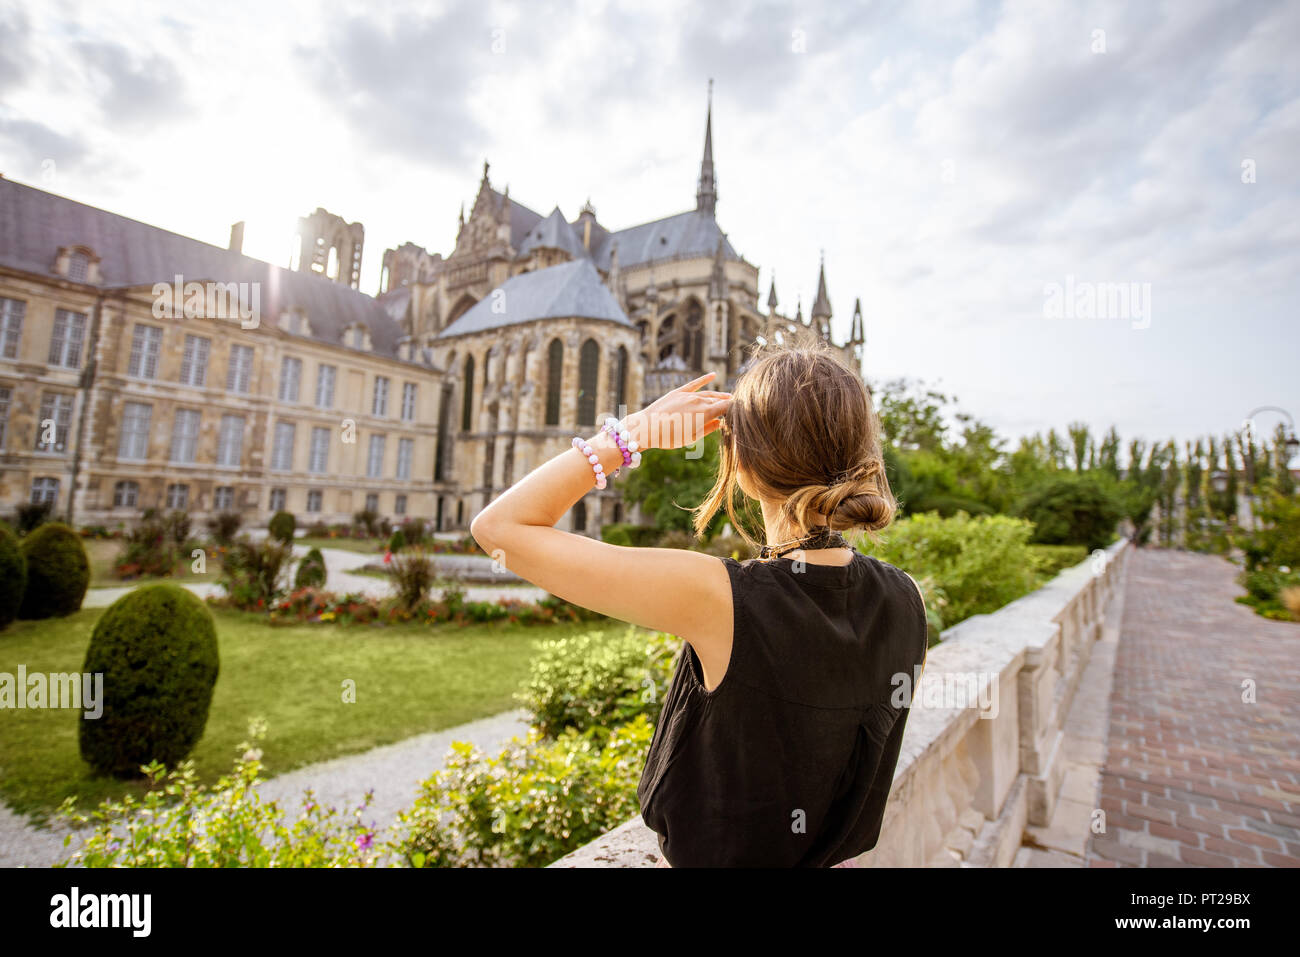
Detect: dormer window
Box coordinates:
(345, 322, 371, 351)
(68, 251, 89, 282)
(54, 245, 100, 284)
(278, 308, 311, 337)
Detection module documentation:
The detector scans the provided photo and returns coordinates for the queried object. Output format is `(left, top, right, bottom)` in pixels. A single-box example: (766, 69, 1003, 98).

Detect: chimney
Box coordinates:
(229, 221, 245, 254)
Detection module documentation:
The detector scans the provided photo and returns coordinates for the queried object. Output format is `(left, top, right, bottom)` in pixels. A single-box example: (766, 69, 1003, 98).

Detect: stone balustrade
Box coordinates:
(551, 537, 1132, 867)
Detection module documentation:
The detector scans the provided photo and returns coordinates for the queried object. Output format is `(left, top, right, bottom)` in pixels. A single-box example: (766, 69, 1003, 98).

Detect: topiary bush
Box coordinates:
(0, 525, 27, 630)
(388, 529, 406, 552)
(14, 500, 52, 535)
(268, 510, 296, 545)
(19, 521, 90, 619)
(79, 583, 220, 777)
(294, 547, 327, 590)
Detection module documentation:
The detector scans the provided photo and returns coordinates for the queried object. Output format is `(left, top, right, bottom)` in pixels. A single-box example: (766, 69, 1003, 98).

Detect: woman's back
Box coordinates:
(638, 550, 929, 868)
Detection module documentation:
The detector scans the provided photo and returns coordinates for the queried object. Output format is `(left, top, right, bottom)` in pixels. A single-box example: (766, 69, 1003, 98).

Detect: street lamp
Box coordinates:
(1243, 406, 1299, 462)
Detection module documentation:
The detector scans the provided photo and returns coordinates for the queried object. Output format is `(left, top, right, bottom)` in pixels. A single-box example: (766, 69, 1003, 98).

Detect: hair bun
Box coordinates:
(783, 461, 896, 535)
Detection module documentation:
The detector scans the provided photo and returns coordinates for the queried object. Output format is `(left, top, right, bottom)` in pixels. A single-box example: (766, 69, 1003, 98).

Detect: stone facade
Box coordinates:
(0, 92, 865, 536)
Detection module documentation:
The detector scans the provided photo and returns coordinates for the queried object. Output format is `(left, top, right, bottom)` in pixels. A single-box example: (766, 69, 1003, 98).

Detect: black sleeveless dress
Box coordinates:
(637, 550, 929, 867)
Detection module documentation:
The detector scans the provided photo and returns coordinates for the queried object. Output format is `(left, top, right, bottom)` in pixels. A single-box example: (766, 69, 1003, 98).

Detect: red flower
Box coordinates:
(383, 550, 392, 565)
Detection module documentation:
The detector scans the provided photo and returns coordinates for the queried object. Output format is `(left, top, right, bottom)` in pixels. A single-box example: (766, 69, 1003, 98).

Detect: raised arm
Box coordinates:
(469, 375, 736, 676)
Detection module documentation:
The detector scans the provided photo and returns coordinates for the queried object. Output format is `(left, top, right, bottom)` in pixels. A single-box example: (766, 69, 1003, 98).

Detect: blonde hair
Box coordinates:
(693, 334, 896, 549)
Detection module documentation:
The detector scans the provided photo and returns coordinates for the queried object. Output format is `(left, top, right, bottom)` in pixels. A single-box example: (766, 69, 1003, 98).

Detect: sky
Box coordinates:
(1, 0, 1297, 463)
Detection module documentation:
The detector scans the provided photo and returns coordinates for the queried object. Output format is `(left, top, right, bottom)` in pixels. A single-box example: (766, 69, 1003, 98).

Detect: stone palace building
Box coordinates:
(0, 96, 866, 536)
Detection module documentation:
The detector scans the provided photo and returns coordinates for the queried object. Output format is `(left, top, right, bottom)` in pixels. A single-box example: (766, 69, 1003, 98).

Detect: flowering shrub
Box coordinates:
(218, 540, 293, 611)
(394, 716, 653, 868)
(517, 628, 679, 736)
(114, 510, 190, 579)
(391, 546, 435, 611)
(57, 720, 384, 868)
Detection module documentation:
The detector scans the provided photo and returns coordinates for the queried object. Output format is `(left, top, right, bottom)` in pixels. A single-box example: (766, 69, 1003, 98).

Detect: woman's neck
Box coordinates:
(758, 499, 835, 548)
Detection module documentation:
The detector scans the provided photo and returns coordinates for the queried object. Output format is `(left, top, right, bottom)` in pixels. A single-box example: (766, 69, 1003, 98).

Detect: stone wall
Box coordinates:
(550, 538, 1132, 868)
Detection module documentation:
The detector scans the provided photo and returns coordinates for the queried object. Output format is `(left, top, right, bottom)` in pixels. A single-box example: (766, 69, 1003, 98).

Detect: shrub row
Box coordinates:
(0, 522, 90, 627)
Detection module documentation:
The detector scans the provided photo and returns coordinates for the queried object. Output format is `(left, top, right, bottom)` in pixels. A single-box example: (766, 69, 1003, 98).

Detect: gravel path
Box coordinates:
(0, 708, 533, 868)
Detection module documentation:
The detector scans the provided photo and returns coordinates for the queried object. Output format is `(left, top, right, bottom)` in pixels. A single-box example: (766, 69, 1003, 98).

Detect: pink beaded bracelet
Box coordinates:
(602, 416, 643, 470)
(572, 436, 607, 489)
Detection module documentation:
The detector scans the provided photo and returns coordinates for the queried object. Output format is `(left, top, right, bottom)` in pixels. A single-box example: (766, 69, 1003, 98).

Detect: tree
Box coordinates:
(622, 432, 733, 536)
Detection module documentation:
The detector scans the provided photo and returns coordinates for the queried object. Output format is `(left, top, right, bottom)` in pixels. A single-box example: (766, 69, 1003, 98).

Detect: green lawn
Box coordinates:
(0, 606, 622, 821)
(296, 537, 384, 555)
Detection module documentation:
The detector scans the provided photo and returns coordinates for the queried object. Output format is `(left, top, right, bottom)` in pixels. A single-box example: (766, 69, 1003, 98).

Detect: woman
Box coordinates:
(470, 339, 929, 867)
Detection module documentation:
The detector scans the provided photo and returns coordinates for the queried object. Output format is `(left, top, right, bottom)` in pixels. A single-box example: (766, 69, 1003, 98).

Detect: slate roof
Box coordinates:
(484, 180, 739, 272)
(485, 187, 545, 249)
(517, 207, 586, 259)
(438, 258, 631, 338)
(591, 209, 737, 270)
(0, 177, 413, 359)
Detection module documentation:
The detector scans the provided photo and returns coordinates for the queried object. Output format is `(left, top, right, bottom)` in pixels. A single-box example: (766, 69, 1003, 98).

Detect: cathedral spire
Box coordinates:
(767, 273, 779, 313)
(811, 252, 832, 321)
(696, 79, 718, 216)
(850, 297, 865, 345)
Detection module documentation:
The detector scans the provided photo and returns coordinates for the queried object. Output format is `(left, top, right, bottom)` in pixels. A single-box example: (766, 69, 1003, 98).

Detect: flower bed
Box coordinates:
(264, 584, 601, 628)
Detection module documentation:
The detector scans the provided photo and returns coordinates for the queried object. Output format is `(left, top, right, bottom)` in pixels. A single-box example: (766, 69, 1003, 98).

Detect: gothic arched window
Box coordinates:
(461, 355, 475, 432)
(614, 345, 628, 415)
(577, 338, 599, 426)
(545, 339, 563, 426)
(683, 300, 704, 370)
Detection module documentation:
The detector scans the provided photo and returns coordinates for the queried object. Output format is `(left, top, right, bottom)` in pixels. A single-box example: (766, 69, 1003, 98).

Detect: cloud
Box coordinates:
(293, 4, 499, 170)
(75, 40, 189, 127)
(0, 5, 32, 95)
(0, 117, 89, 178)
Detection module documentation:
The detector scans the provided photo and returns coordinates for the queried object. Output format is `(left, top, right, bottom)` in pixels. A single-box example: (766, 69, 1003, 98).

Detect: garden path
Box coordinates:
(0, 707, 534, 867)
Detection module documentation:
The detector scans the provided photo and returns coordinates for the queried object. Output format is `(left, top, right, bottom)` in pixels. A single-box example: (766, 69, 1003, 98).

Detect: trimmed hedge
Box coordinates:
(0, 525, 26, 630)
(294, 547, 327, 589)
(79, 583, 220, 777)
(268, 510, 296, 545)
(19, 522, 89, 619)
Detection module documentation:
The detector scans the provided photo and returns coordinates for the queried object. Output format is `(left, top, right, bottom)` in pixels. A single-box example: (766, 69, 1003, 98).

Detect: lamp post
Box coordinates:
(1238, 406, 1299, 531)
(1243, 406, 1300, 462)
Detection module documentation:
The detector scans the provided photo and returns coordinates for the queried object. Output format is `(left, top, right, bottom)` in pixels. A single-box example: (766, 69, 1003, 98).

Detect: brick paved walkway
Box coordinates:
(1088, 548, 1300, 867)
